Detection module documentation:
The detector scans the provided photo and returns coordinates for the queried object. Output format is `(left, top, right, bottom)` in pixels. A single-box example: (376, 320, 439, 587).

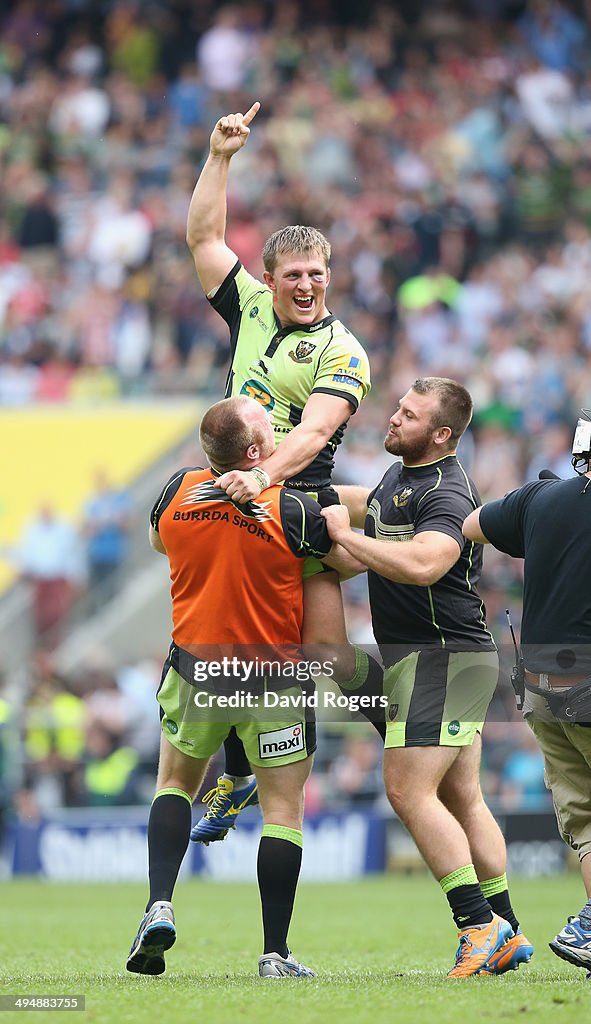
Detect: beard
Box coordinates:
(384, 428, 433, 463)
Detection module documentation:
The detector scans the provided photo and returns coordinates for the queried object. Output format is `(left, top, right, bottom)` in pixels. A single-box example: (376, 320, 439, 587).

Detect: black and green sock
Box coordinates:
(480, 873, 519, 933)
(223, 727, 252, 778)
(440, 865, 493, 929)
(147, 789, 192, 910)
(257, 825, 303, 957)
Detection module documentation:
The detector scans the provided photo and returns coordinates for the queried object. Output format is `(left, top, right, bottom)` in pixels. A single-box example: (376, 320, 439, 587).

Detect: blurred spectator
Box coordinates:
(116, 657, 161, 772)
(82, 469, 134, 607)
(515, 58, 575, 140)
(327, 733, 383, 807)
(17, 502, 84, 647)
(49, 72, 110, 138)
(518, 1, 588, 75)
(196, 6, 258, 93)
(22, 652, 85, 809)
(105, 3, 159, 87)
(498, 728, 548, 810)
(83, 654, 135, 740)
(168, 62, 210, 130)
(82, 722, 140, 806)
(86, 172, 152, 289)
(17, 173, 58, 251)
(524, 420, 574, 481)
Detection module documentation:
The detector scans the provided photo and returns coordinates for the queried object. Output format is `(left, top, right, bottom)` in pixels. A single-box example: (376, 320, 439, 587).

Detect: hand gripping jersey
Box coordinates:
(150, 467, 332, 649)
(209, 262, 371, 490)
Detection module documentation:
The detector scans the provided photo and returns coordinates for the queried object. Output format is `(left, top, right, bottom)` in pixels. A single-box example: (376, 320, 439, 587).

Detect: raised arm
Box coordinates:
(186, 102, 260, 297)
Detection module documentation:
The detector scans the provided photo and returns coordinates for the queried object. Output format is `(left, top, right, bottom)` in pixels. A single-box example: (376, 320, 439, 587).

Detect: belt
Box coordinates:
(524, 670, 590, 690)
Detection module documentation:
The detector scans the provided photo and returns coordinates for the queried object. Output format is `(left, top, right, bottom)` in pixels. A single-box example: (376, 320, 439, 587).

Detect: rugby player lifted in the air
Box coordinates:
(186, 102, 385, 843)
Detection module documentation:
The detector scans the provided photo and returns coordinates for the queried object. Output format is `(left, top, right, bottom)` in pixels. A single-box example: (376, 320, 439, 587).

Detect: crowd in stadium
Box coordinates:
(4, 0, 590, 827)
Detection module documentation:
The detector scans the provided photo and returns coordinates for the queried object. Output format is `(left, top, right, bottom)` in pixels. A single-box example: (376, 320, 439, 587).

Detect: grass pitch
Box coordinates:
(2, 874, 590, 1024)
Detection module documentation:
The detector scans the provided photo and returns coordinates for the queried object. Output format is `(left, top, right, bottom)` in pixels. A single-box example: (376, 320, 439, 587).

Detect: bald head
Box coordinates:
(199, 396, 275, 470)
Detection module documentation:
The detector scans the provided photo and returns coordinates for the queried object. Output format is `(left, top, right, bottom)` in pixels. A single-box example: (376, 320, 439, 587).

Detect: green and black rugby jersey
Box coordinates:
(365, 453, 496, 664)
(209, 261, 371, 490)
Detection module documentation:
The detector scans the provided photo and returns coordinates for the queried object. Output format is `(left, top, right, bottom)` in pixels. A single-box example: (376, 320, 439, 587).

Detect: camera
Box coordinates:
(572, 409, 591, 471)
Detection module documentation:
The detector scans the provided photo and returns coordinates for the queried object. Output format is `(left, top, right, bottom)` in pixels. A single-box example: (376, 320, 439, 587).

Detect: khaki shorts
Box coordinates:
(157, 664, 316, 768)
(384, 649, 499, 749)
(525, 687, 591, 859)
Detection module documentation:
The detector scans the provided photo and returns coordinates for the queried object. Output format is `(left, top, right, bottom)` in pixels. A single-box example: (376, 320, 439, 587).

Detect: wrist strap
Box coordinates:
(250, 467, 270, 491)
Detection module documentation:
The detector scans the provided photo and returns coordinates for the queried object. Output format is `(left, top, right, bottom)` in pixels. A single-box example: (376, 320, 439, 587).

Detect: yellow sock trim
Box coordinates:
(480, 873, 508, 898)
(439, 864, 478, 894)
(153, 788, 193, 807)
(261, 824, 303, 848)
(339, 647, 369, 691)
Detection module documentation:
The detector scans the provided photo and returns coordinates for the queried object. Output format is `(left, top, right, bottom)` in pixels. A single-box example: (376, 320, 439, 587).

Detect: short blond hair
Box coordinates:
(262, 225, 331, 274)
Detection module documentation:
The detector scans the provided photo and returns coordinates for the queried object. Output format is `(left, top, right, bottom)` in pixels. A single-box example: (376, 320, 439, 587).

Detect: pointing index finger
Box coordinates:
(242, 101, 261, 127)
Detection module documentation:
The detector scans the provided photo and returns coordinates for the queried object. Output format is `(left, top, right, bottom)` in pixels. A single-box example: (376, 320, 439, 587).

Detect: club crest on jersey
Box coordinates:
(393, 487, 413, 508)
(388, 703, 399, 722)
(180, 479, 273, 522)
(288, 340, 316, 363)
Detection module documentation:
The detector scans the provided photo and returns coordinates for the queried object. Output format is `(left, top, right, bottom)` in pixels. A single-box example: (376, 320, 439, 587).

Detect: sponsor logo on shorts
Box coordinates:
(258, 724, 305, 759)
(447, 720, 461, 736)
(388, 703, 399, 721)
(166, 719, 178, 734)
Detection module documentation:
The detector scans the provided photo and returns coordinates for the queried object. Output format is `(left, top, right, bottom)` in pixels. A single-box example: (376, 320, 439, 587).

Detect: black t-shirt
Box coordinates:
(366, 454, 496, 665)
(480, 476, 591, 673)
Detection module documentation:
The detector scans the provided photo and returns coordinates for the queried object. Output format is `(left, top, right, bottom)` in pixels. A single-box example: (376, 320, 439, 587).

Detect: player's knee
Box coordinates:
(258, 789, 305, 829)
(260, 799, 304, 831)
(155, 776, 199, 800)
(384, 776, 414, 818)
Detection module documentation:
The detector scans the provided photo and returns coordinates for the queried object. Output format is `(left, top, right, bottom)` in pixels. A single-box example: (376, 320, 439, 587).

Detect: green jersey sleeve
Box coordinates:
(210, 261, 272, 324)
(311, 331, 371, 412)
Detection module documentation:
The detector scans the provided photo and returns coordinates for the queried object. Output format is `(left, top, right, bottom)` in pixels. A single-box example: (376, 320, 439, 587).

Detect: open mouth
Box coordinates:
(294, 296, 314, 312)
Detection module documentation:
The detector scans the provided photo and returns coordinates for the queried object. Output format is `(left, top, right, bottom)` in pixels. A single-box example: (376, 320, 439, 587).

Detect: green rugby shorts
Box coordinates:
(157, 663, 316, 768)
(384, 649, 499, 748)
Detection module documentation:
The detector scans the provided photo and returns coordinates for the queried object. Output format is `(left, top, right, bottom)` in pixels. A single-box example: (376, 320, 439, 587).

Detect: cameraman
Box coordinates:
(463, 411, 591, 975)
